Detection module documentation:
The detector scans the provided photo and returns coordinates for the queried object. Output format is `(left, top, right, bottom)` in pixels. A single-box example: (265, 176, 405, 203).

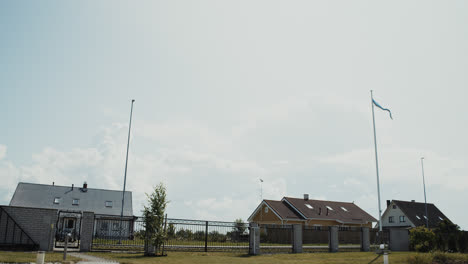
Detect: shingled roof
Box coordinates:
(392, 200, 450, 228)
(283, 197, 377, 224)
(249, 196, 377, 225)
(264, 200, 303, 220)
(9, 182, 133, 216)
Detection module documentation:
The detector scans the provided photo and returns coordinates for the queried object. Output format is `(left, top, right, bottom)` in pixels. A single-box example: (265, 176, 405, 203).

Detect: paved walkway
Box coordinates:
(69, 253, 119, 264)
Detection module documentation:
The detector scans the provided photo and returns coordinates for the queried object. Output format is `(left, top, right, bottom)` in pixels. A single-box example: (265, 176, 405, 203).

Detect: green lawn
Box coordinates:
(88, 251, 421, 264)
(0, 251, 82, 263)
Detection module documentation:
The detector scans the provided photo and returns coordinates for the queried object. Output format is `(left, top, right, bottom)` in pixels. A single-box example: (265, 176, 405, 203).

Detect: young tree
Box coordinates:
(234, 218, 247, 234)
(143, 183, 168, 256)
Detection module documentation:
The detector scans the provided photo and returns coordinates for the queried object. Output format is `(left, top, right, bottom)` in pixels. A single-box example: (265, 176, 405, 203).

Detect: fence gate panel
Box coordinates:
(92, 216, 144, 251)
(55, 211, 82, 249)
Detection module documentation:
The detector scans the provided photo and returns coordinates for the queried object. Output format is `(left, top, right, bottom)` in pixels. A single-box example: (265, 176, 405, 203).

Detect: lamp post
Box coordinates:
(421, 157, 429, 228)
(119, 99, 135, 243)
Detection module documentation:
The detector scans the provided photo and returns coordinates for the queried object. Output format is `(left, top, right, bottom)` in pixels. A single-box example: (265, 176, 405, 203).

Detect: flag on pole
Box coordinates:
(372, 99, 393, 119)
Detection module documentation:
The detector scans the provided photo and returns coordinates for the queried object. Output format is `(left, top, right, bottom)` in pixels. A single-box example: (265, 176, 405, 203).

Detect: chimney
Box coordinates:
(304, 194, 309, 201)
(387, 200, 391, 207)
(72, 184, 74, 190)
(411, 200, 415, 203)
(52, 182, 54, 186)
(82, 182, 88, 192)
(319, 207, 322, 215)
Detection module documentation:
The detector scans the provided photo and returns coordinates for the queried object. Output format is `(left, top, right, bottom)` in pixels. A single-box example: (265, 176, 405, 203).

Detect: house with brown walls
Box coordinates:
(248, 194, 377, 228)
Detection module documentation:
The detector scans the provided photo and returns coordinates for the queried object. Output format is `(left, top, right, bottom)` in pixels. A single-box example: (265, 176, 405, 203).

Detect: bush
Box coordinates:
(410, 226, 436, 252)
(432, 251, 468, 264)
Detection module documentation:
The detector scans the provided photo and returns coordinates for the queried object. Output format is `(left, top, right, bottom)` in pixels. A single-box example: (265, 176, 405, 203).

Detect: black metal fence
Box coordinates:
(92, 216, 144, 251)
(0, 207, 38, 251)
(303, 226, 330, 252)
(91, 216, 249, 252)
(166, 218, 249, 252)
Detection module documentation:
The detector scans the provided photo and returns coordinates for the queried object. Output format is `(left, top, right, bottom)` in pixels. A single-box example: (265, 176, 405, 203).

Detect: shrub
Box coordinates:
(410, 226, 436, 252)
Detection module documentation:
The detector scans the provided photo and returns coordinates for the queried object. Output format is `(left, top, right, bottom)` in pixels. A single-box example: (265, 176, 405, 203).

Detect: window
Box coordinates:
(326, 206, 333, 211)
(423, 215, 427, 220)
(66, 219, 74, 229)
(72, 199, 79, 205)
(264, 207, 269, 213)
(105, 201, 113, 207)
(305, 204, 313, 209)
(399, 216, 406, 222)
(341, 207, 348, 212)
(416, 215, 421, 220)
(389, 216, 394, 223)
(54, 197, 60, 204)
(438, 216, 444, 221)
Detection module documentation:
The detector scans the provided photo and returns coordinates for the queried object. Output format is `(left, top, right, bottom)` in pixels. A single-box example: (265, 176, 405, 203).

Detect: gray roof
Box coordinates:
(9, 182, 133, 216)
(393, 200, 450, 228)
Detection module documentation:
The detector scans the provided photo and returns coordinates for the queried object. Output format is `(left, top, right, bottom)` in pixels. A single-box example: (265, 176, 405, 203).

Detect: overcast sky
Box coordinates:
(1, 1, 467, 230)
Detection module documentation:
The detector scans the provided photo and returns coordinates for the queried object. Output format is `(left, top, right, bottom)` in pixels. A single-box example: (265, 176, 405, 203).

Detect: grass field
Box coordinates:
(88, 251, 421, 264)
(0, 251, 82, 263)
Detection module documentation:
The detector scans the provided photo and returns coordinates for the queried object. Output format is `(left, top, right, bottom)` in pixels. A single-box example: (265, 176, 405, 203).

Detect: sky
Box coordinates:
(0, 1, 467, 230)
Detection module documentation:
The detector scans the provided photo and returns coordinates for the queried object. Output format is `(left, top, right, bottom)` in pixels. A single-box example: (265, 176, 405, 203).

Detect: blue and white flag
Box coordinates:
(373, 99, 393, 119)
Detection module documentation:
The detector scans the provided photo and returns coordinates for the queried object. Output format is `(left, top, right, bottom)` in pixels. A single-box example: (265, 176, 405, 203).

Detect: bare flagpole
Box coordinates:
(421, 157, 429, 228)
(119, 99, 135, 243)
(371, 90, 383, 233)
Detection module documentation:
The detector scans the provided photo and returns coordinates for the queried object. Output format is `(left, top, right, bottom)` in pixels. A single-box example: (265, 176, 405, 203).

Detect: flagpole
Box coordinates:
(371, 90, 383, 233)
(119, 99, 135, 244)
(421, 157, 429, 228)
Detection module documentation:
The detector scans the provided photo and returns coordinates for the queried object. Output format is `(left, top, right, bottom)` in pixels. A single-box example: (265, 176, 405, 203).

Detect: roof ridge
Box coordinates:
(284, 196, 355, 204)
(18, 182, 132, 193)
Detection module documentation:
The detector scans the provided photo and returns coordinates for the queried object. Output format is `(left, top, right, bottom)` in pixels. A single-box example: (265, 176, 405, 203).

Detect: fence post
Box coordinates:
(361, 227, 370, 252)
(292, 224, 303, 253)
(249, 223, 260, 255)
(329, 226, 338, 253)
(205, 221, 208, 252)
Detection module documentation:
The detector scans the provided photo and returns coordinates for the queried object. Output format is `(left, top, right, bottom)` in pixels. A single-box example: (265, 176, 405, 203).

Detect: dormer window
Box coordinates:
(416, 215, 421, 220)
(54, 197, 60, 204)
(438, 216, 443, 221)
(305, 204, 313, 209)
(423, 215, 428, 220)
(72, 199, 79, 205)
(105, 201, 113, 208)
